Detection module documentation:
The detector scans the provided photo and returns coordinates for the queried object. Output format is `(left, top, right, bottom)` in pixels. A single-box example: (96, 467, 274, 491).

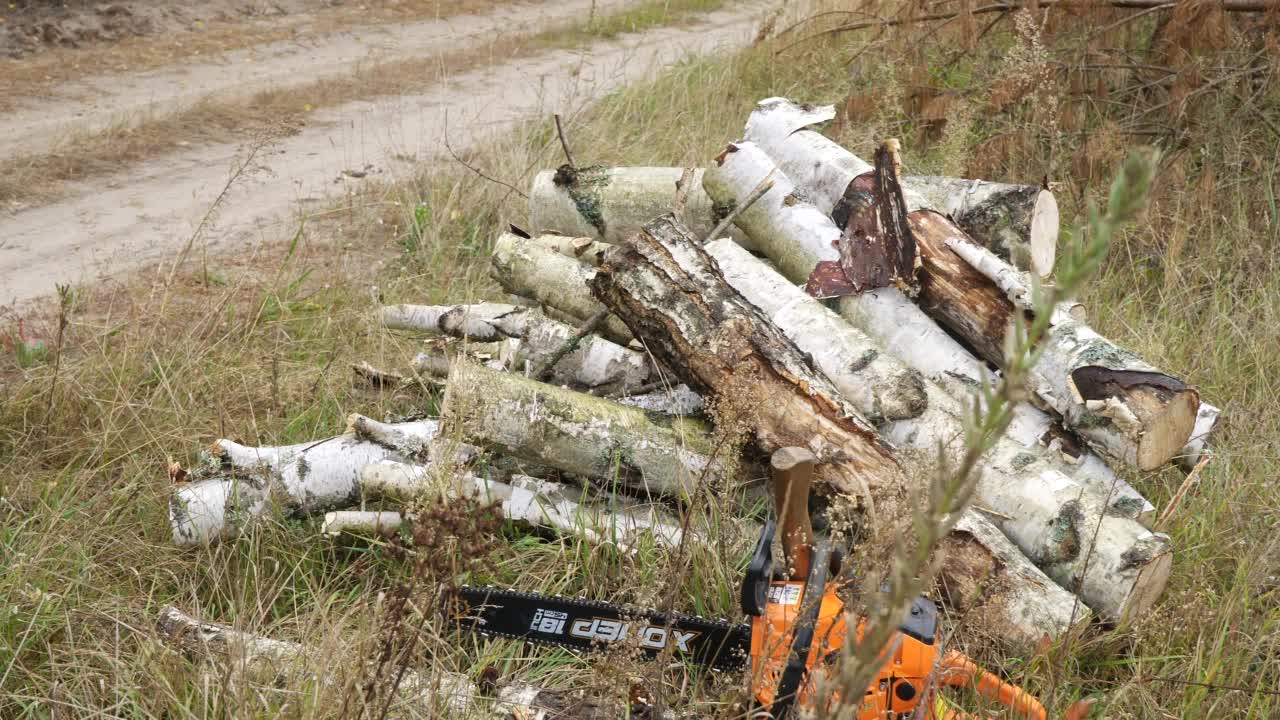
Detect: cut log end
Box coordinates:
(1072, 366, 1200, 470)
(1117, 547, 1174, 626)
(1029, 189, 1059, 278)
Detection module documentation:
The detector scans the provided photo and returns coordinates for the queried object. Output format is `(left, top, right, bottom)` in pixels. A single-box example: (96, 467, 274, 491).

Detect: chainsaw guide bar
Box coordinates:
(454, 586, 752, 671)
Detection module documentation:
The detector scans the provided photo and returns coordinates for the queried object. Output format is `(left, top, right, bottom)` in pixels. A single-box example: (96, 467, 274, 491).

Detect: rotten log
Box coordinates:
(169, 415, 439, 546)
(528, 166, 754, 248)
(441, 358, 721, 498)
(725, 113, 1200, 472)
(490, 232, 633, 345)
(383, 303, 652, 393)
(742, 97, 1058, 277)
(699, 165, 1170, 620)
(946, 239, 1202, 471)
(321, 509, 406, 537)
(357, 460, 688, 552)
(938, 510, 1089, 651)
(590, 213, 908, 536)
(156, 606, 601, 719)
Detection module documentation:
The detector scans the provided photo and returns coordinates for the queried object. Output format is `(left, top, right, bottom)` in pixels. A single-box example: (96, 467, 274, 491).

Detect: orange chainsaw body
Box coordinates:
(748, 579, 939, 718)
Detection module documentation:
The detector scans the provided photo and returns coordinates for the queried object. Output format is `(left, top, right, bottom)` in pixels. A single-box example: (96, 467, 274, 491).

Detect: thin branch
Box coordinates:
(1154, 455, 1212, 532)
(703, 174, 774, 244)
(554, 113, 577, 170)
(443, 110, 528, 200)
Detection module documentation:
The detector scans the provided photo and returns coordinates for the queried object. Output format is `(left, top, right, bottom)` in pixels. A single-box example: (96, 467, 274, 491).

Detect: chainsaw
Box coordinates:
(454, 447, 1093, 720)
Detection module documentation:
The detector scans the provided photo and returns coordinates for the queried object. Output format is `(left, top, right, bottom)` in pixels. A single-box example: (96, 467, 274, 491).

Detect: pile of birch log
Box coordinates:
(163, 97, 1219, 691)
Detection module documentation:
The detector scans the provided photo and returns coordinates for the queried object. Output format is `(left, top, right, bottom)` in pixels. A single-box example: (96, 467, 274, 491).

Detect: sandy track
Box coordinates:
(0, 0, 634, 163)
(0, 3, 767, 310)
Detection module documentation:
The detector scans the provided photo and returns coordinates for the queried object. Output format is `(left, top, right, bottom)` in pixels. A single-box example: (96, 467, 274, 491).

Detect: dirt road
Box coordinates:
(0, 0, 768, 310)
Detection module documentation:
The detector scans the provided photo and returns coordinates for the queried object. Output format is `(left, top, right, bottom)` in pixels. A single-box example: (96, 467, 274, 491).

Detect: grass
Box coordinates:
(0, 0, 730, 208)
(2, 0, 1279, 718)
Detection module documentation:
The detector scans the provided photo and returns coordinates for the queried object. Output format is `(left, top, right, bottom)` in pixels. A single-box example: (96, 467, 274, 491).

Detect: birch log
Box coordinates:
(702, 159, 1171, 620)
(732, 112, 1201, 472)
(169, 417, 439, 546)
(358, 460, 688, 552)
(528, 166, 753, 248)
(383, 303, 652, 393)
(591, 213, 909, 533)
(441, 359, 719, 498)
(938, 511, 1088, 651)
(946, 239, 1201, 471)
(157, 606, 584, 718)
(490, 232, 632, 344)
(702, 241, 927, 424)
(741, 97, 1058, 277)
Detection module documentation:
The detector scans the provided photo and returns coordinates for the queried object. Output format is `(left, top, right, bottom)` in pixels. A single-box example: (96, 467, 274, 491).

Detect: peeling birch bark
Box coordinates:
(441, 359, 718, 498)
(736, 108, 1201, 472)
(591, 213, 907, 531)
(357, 460, 688, 553)
(939, 510, 1089, 651)
(528, 166, 753, 248)
(384, 303, 652, 392)
(702, 158, 1169, 620)
(490, 232, 632, 344)
(170, 418, 439, 546)
(529, 234, 613, 267)
(1178, 402, 1220, 470)
(742, 97, 1057, 277)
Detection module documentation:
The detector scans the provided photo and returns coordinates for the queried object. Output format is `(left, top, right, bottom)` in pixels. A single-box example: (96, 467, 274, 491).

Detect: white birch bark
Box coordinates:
(703, 157, 1169, 621)
(442, 359, 719, 499)
(170, 418, 439, 546)
(321, 510, 406, 537)
(742, 97, 1058, 276)
(1178, 402, 1220, 469)
(384, 303, 652, 392)
(490, 232, 633, 344)
(528, 167, 753, 248)
(357, 460, 689, 553)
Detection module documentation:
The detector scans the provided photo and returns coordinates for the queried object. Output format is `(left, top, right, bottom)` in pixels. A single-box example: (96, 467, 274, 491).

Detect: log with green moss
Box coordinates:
(441, 359, 723, 498)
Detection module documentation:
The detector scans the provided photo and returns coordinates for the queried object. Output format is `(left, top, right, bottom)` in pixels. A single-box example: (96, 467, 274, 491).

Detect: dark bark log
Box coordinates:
(590, 213, 907, 528)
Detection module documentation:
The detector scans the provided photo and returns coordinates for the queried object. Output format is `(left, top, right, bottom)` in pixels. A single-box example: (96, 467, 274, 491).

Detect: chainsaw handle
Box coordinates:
(771, 447, 816, 580)
(937, 650, 1093, 720)
(769, 537, 832, 720)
